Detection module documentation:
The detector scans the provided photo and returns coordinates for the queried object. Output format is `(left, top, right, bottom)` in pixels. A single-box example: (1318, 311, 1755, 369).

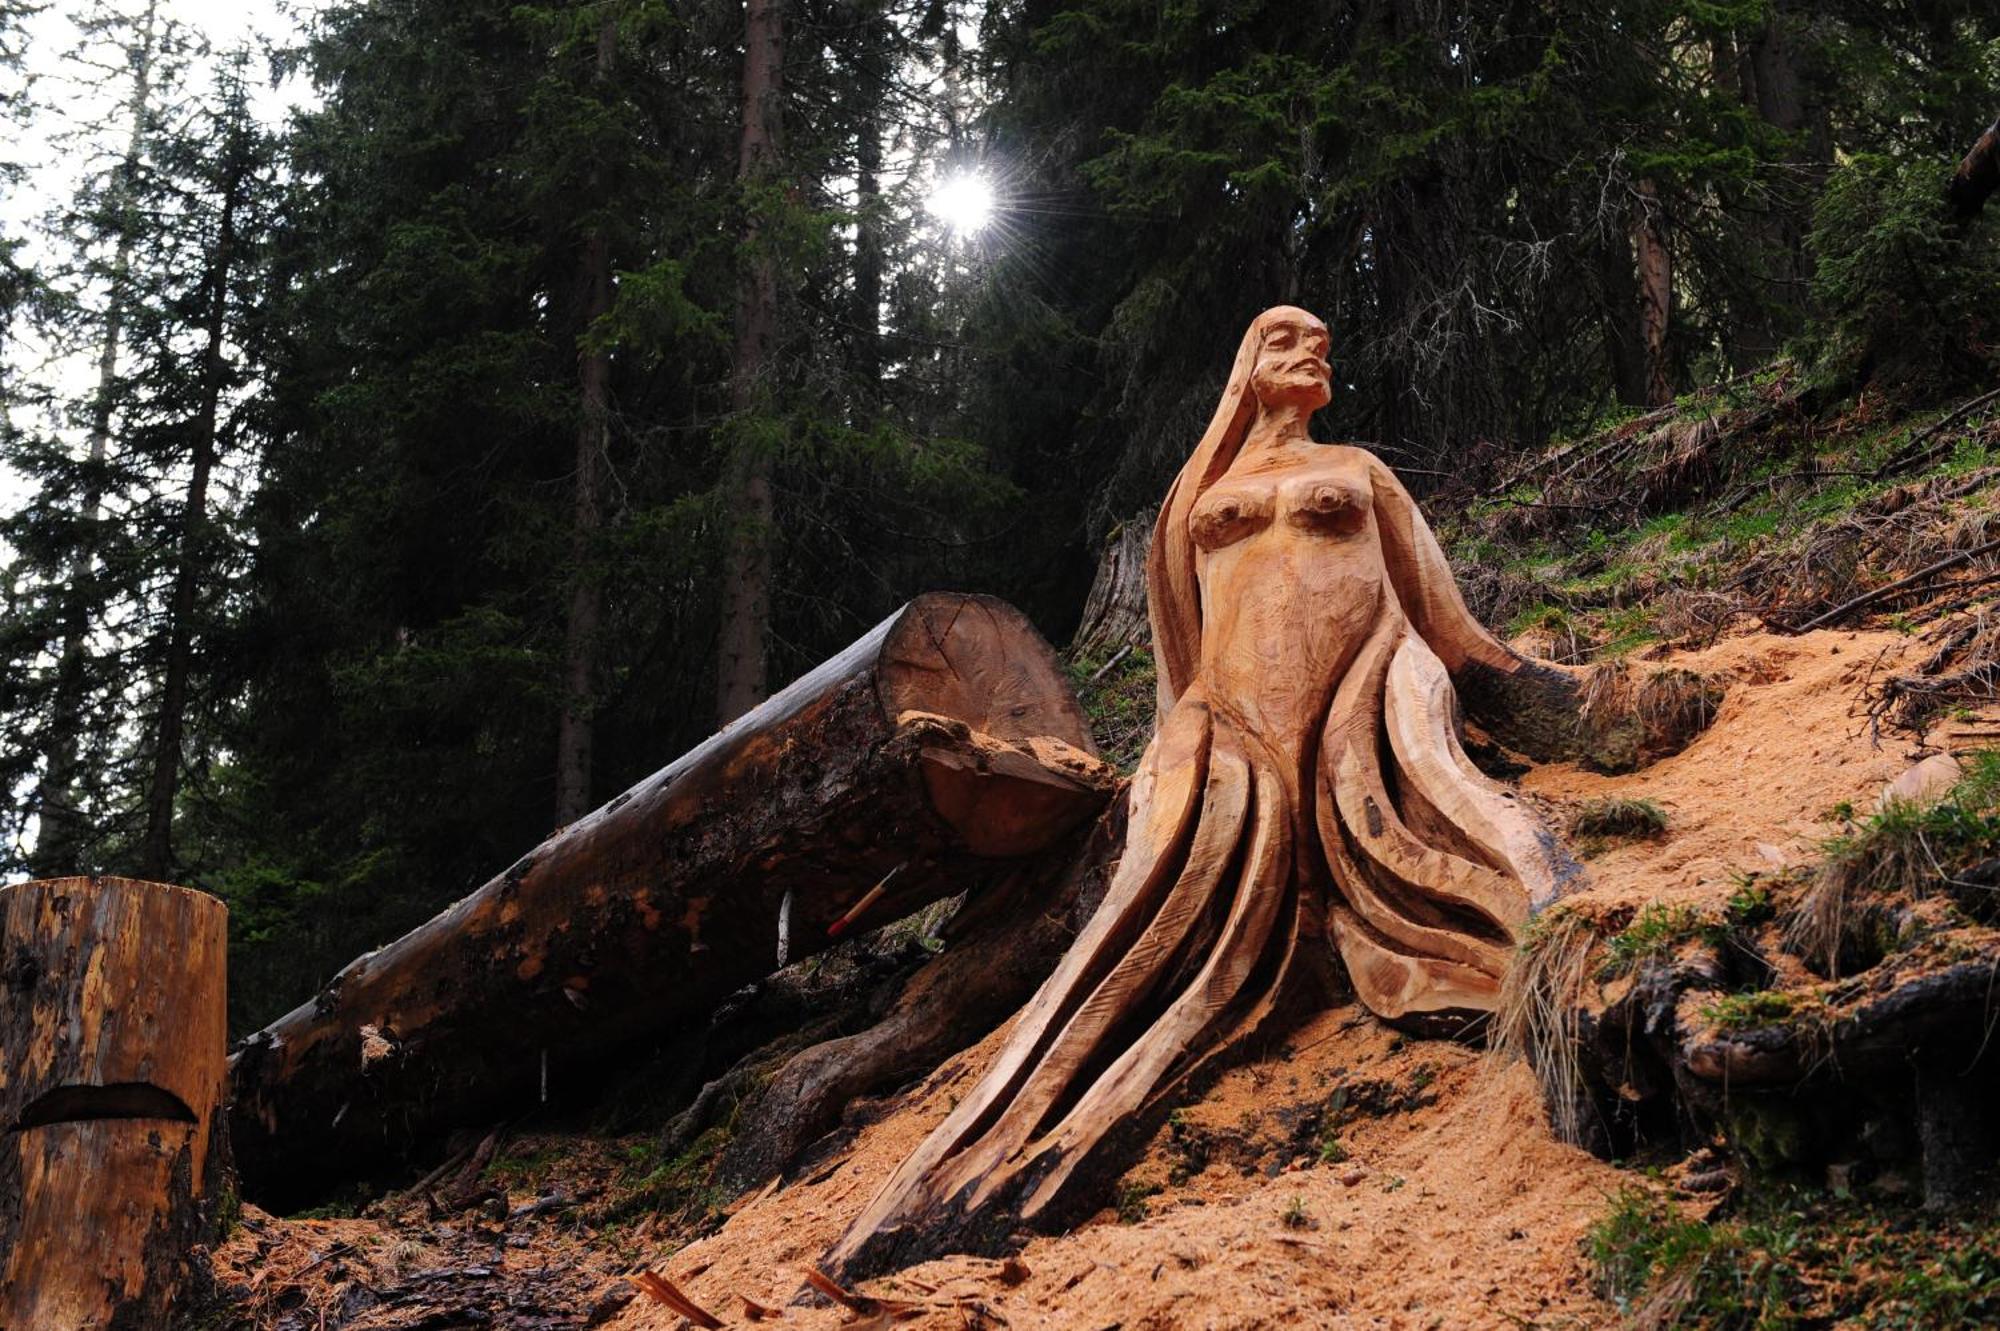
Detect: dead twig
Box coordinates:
(1871, 387, 2000, 479)
(1782, 536, 2000, 633)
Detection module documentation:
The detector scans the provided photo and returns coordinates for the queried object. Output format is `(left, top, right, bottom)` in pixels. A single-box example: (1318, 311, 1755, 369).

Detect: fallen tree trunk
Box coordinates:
(231, 593, 1117, 1208)
(712, 804, 1128, 1197)
(1, 877, 230, 1329)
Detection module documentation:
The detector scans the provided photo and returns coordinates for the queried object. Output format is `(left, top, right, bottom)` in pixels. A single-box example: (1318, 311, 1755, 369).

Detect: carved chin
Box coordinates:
(1256, 365, 1336, 407)
(1257, 378, 1331, 410)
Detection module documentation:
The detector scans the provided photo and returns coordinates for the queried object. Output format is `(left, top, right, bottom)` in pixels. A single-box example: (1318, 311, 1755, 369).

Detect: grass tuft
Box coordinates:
(1588, 1185, 2000, 1328)
(1494, 908, 1600, 1146)
(1571, 796, 1671, 841)
(1587, 1186, 1803, 1330)
(1600, 902, 1711, 978)
(1787, 749, 2000, 975)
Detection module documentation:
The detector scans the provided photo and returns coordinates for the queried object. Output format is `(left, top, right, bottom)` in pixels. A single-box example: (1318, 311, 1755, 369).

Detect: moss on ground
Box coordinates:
(1588, 1185, 2000, 1328)
(1066, 646, 1157, 773)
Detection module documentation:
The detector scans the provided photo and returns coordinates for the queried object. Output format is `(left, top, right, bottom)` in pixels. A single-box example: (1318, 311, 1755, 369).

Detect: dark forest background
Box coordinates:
(2, 0, 1996, 1032)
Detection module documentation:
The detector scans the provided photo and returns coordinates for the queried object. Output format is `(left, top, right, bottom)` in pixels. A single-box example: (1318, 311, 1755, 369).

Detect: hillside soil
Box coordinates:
(201, 621, 1960, 1330)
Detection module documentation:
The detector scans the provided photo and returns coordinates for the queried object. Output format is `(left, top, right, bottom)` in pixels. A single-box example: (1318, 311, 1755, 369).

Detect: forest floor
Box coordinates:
(198, 374, 2000, 1330)
(204, 618, 1989, 1330)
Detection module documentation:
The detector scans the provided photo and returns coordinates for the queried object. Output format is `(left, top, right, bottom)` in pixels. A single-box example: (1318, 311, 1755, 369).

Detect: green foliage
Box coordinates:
(596, 1124, 732, 1229)
(1788, 750, 2000, 975)
(1702, 989, 1808, 1030)
(1587, 1186, 1806, 1328)
(1066, 647, 1157, 774)
(1115, 1179, 1159, 1224)
(1806, 153, 2000, 387)
(1817, 750, 2000, 900)
(1725, 880, 1777, 927)
(1588, 1186, 2000, 1328)
(1281, 1194, 1312, 1229)
(1600, 902, 1707, 977)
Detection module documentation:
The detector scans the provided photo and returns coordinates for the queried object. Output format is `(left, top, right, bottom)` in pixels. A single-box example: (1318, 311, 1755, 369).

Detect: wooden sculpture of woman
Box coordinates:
(830, 305, 1584, 1274)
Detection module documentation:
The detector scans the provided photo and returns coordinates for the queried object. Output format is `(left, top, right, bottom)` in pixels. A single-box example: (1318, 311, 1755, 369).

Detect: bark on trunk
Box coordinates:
(140, 119, 245, 880)
(1070, 515, 1154, 661)
(0, 877, 229, 1330)
(1632, 178, 1673, 409)
(1596, 216, 1650, 410)
(33, 0, 159, 877)
(230, 593, 1116, 1208)
(555, 15, 619, 826)
(715, 0, 785, 726)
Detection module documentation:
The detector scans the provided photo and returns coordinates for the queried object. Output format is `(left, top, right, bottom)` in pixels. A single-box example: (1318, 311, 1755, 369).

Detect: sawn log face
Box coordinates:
(230, 593, 1114, 1208)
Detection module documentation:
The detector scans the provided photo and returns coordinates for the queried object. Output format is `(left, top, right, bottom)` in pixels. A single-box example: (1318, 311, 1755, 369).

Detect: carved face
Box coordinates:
(1250, 313, 1332, 411)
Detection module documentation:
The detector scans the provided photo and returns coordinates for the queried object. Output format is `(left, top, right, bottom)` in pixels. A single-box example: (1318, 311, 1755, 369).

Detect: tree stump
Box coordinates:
(1070, 513, 1154, 661)
(230, 592, 1119, 1208)
(0, 876, 230, 1330)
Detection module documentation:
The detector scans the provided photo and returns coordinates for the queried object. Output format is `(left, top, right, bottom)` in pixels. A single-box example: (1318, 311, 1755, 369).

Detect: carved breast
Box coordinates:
(1281, 474, 1370, 535)
(1189, 462, 1372, 552)
(1188, 487, 1275, 551)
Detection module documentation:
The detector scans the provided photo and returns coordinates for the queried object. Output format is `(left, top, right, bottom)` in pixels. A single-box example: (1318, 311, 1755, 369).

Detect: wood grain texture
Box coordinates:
(0, 876, 229, 1330)
(831, 307, 1585, 1276)
(230, 593, 1115, 1208)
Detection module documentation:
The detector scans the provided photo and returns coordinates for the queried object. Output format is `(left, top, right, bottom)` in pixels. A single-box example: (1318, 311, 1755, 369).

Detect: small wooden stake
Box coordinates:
(827, 863, 905, 939)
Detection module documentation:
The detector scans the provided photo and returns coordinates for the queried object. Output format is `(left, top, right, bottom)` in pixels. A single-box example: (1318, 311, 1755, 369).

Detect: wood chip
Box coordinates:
(740, 1290, 786, 1319)
(626, 1270, 723, 1329)
(802, 1268, 922, 1321)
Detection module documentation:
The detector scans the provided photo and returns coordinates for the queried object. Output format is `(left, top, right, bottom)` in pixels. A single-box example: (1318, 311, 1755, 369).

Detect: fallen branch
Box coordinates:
(1782, 535, 2000, 633)
(1870, 387, 2000, 479)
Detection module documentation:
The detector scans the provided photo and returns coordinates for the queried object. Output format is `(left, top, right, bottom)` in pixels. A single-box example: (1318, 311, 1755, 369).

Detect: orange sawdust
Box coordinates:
(215, 626, 1960, 1331)
(1521, 626, 1935, 916)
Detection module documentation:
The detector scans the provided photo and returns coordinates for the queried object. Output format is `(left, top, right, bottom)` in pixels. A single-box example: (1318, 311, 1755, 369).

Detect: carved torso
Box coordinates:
(1188, 441, 1383, 755)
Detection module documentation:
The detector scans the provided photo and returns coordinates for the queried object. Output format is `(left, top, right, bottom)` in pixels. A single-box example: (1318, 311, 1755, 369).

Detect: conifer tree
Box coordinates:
(1, 0, 189, 875)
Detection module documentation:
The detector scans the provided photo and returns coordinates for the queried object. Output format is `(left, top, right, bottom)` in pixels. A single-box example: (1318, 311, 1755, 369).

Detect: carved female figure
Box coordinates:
(831, 305, 1581, 1272)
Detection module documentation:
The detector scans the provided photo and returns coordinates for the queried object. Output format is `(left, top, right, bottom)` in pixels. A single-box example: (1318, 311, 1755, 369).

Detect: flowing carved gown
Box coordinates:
(829, 429, 1578, 1277)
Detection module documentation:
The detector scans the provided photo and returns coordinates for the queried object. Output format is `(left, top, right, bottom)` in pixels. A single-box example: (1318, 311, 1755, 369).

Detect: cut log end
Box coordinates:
(878, 595, 1098, 756)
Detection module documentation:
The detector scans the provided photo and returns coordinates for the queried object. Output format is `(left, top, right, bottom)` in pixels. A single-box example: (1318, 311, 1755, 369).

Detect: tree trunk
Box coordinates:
(1632, 178, 1673, 409)
(33, 0, 159, 877)
(1595, 212, 1649, 409)
(1069, 514, 1154, 661)
(1946, 113, 2000, 222)
(555, 15, 619, 826)
(1732, 0, 1825, 365)
(715, 0, 784, 726)
(139, 117, 245, 880)
(230, 593, 1117, 1209)
(0, 876, 229, 1329)
(849, 0, 890, 397)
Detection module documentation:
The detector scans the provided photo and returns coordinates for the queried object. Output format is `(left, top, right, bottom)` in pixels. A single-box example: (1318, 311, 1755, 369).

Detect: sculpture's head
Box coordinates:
(1147, 305, 1334, 718)
(1248, 305, 1331, 413)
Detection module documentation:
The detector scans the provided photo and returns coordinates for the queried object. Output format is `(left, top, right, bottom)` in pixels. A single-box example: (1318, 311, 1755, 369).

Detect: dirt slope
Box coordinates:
(209, 623, 1947, 1331)
(602, 626, 1933, 1331)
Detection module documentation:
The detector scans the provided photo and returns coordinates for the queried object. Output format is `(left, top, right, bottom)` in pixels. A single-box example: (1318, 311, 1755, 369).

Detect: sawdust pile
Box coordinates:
(211, 625, 1950, 1330)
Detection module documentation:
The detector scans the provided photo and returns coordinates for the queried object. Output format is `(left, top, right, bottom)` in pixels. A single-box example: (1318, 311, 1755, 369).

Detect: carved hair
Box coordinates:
(1147, 304, 1324, 717)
